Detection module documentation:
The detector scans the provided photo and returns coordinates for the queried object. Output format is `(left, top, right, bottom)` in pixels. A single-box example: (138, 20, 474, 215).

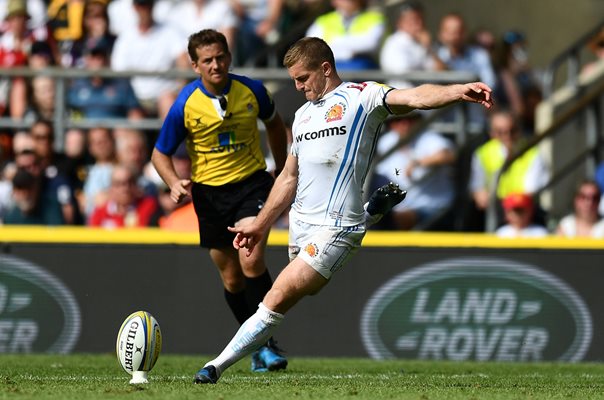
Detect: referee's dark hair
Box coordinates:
(187, 29, 229, 63)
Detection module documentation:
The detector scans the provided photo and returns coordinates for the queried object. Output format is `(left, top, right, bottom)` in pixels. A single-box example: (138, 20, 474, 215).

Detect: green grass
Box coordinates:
(1, 354, 604, 399)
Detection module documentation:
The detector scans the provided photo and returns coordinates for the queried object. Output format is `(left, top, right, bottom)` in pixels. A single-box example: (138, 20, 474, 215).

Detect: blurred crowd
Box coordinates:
(0, 0, 603, 236)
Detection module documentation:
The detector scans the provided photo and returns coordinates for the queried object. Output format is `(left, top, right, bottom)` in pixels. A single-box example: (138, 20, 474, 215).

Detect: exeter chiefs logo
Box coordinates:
(325, 103, 346, 122)
(304, 243, 319, 258)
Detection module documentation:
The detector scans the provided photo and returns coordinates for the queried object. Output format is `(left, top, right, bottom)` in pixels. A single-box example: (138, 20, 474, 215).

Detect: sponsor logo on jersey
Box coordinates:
(361, 258, 592, 362)
(211, 131, 246, 153)
(299, 115, 312, 125)
(304, 243, 319, 258)
(191, 116, 206, 130)
(294, 126, 347, 143)
(325, 103, 346, 122)
(347, 82, 367, 91)
(246, 103, 254, 113)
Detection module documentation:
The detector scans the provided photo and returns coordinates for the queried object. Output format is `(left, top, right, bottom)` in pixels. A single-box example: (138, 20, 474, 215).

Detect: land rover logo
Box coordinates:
(0, 255, 81, 353)
(361, 258, 592, 362)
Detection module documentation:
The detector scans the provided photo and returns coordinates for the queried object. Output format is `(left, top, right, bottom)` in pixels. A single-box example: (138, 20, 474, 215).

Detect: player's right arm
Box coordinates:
(151, 148, 191, 204)
(152, 93, 191, 204)
(229, 153, 298, 256)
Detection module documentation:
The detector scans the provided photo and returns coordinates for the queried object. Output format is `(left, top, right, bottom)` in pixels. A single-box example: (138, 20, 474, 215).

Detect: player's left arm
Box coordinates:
(263, 112, 288, 176)
(385, 82, 494, 115)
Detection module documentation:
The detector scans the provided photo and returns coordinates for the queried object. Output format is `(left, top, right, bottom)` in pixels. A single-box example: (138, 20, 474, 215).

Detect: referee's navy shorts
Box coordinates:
(191, 170, 274, 248)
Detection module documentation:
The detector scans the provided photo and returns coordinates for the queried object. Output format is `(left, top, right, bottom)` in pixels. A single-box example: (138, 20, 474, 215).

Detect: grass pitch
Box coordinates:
(1, 354, 603, 399)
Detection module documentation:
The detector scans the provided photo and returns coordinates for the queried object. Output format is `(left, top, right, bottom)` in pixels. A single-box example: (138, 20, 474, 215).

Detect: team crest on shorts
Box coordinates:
(304, 243, 319, 258)
(325, 103, 346, 122)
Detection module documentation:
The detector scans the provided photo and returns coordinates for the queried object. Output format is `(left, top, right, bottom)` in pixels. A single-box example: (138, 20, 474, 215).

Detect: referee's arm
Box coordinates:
(263, 112, 288, 177)
(151, 148, 191, 204)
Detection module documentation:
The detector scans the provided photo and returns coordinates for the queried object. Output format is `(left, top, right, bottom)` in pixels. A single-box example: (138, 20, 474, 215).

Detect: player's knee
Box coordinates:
(239, 255, 266, 276)
(220, 270, 246, 292)
(263, 287, 288, 310)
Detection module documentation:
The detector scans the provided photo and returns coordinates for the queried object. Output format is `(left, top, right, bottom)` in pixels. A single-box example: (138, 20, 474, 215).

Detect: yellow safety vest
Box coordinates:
(314, 10, 384, 44)
(476, 139, 539, 198)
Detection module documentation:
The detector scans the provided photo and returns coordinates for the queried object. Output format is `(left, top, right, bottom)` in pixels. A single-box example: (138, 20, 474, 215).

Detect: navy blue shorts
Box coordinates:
(191, 170, 274, 248)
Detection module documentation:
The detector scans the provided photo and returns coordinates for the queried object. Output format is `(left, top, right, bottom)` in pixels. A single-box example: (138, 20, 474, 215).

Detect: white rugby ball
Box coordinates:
(116, 311, 162, 383)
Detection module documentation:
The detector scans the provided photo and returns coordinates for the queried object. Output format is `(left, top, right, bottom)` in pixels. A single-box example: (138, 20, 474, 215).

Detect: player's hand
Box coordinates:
(460, 82, 494, 109)
(169, 179, 191, 204)
(228, 224, 263, 257)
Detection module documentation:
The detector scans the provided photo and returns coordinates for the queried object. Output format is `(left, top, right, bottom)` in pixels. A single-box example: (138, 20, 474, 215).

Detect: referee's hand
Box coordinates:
(170, 179, 191, 203)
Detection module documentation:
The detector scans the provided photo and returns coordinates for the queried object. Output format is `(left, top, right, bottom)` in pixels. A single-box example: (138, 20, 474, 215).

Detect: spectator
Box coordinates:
(10, 149, 77, 224)
(62, 128, 89, 195)
(493, 30, 542, 134)
(0, 129, 33, 219)
(595, 161, 604, 216)
(0, 162, 13, 221)
(306, 0, 385, 70)
(231, 0, 283, 66)
(29, 120, 82, 224)
(437, 13, 496, 87)
(29, 119, 69, 177)
(47, 0, 85, 66)
(110, 0, 189, 118)
(88, 164, 159, 228)
(4, 167, 65, 224)
(372, 111, 456, 230)
(0, 0, 44, 118)
(82, 126, 115, 217)
(0, 0, 46, 31)
(379, 1, 444, 88)
(11, 129, 33, 156)
(495, 192, 548, 238)
(107, 0, 173, 37)
(24, 75, 55, 121)
(166, 0, 238, 51)
(115, 128, 157, 197)
(436, 13, 496, 129)
(67, 37, 144, 119)
(28, 40, 56, 68)
(472, 27, 496, 64)
(68, 0, 116, 67)
(556, 180, 604, 238)
(469, 110, 549, 215)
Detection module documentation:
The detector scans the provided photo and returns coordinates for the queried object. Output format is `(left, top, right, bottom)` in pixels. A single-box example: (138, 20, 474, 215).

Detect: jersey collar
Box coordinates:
(197, 74, 233, 98)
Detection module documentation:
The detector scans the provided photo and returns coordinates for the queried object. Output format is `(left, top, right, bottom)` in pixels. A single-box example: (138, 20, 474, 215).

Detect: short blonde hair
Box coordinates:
(283, 37, 336, 71)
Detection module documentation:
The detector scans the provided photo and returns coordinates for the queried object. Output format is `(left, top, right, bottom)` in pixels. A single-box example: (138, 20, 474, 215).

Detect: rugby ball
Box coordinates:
(116, 311, 162, 384)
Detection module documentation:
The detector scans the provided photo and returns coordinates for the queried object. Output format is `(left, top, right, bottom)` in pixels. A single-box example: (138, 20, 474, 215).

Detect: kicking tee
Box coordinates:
(290, 81, 392, 227)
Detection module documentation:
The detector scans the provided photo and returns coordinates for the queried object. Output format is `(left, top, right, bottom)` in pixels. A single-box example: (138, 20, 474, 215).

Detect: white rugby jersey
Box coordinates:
(290, 81, 393, 227)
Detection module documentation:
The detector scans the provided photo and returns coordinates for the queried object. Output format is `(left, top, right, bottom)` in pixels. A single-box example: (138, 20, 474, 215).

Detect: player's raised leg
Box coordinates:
(364, 182, 407, 226)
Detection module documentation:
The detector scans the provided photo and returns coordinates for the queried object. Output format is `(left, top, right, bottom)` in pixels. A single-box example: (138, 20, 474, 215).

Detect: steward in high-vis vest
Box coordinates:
(469, 110, 549, 211)
(306, 0, 385, 70)
(476, 138, 540, 199)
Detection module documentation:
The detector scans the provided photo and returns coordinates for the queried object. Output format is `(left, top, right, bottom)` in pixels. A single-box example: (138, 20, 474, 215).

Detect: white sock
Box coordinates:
(364, 202, 383, 227)
(205, 303, 284, 377)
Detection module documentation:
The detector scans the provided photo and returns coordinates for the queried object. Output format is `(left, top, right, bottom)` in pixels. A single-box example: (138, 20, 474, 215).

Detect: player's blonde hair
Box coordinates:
(283, 37, 336, 71)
